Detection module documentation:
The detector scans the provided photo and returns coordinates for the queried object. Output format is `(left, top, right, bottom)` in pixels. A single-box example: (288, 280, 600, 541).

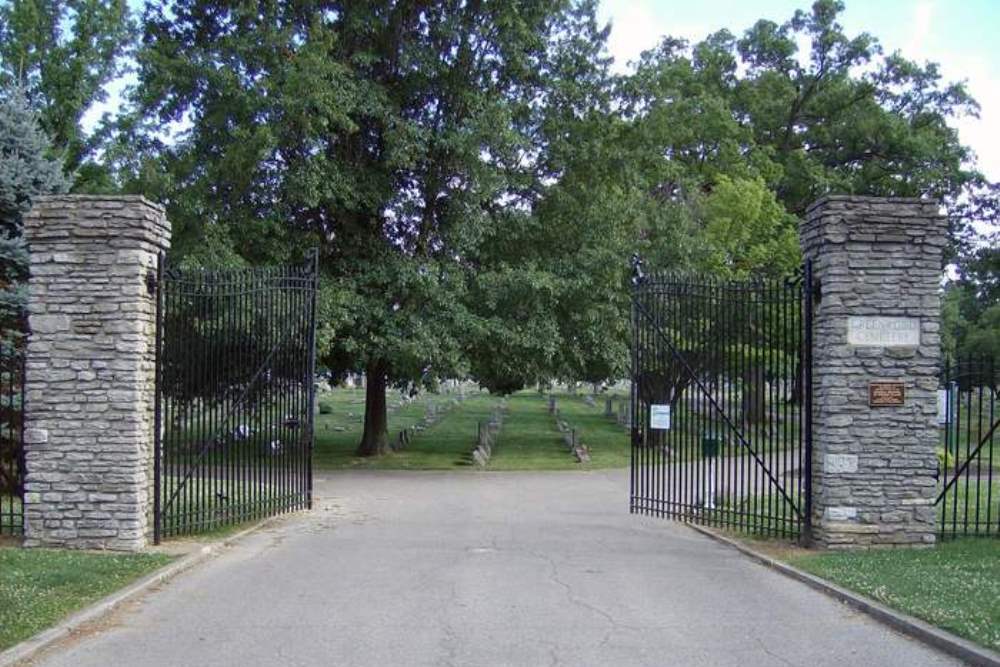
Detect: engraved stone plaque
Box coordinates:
(823, 454, 858, 474)
(847, 316, 920, 347)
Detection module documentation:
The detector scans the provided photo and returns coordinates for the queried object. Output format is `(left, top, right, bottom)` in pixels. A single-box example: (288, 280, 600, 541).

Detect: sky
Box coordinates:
(84, 0, 1000, 184)
(596, 0, 1000, 183)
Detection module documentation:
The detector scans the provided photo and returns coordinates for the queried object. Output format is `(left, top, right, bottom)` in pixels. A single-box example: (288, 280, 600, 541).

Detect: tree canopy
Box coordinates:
(5, 0, 991, 455)
(0, 0, 133, 186)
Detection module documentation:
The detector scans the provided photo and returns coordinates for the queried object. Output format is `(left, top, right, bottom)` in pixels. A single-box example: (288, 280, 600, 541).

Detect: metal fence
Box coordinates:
(154, 254, 318, 541)
(630, 264, 813, 540)
(937, 356, 999, 539)
(0, 346, 25, 536)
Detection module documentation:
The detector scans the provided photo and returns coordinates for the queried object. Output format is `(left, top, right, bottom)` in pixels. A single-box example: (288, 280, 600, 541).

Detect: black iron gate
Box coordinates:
(630, 261, 814, 540)
(154, 253, 318, 542)
(937, 356, 998, 539)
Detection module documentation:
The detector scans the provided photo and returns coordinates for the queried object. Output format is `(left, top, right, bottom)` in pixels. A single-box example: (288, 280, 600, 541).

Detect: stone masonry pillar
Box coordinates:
(802, 195, 945, 548)
(22, 196, 170, 551)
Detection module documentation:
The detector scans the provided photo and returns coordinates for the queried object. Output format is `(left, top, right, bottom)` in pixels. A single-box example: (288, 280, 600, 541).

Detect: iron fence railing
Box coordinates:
(0, 346, 25, 536)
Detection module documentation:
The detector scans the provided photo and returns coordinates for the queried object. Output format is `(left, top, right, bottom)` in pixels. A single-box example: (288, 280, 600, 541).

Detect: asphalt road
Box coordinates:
(35, 469, 960, 667)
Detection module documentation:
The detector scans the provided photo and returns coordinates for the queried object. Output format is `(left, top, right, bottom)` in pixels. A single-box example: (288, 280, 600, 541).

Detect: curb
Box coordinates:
(0, 519, 272, 667)
(688, 523, 1000, 667)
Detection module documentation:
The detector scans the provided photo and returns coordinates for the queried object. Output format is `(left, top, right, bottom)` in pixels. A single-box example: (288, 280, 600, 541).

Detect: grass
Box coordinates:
(789, 540, 1000, 652)
(938, 479, 1000, 538)
(312, 388, 469, 468)
(310, 389, 634, 471)
(547, 394, 630, 468)
(0, 548, 174, 650)
(314, 391, 500, 470)
(488, 394, 576, 470)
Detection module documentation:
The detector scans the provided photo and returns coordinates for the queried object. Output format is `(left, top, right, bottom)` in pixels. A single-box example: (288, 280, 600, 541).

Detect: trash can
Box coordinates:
(701, 436, 720, 458)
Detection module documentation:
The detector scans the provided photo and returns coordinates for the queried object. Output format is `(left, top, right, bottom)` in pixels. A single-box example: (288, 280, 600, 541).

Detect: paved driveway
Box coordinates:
(36, 470, 958, 666)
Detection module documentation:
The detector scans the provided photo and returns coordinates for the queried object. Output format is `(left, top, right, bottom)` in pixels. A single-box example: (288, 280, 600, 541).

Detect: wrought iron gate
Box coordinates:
(154, 253, 318, 542)
(630, 261, 814, 539)
(937, 356, 998, 539)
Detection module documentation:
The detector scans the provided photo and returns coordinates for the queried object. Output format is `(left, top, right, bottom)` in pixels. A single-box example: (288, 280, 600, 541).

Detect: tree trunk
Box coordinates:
(356, 361, 389, 457)
(789, 361, 802, 405)
(741, 365, 766, 424)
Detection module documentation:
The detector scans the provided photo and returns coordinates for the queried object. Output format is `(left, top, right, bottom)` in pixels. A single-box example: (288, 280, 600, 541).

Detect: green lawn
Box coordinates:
(488, 394, 575, 470)
(311, 389, 634, 471)
(313, 388, 470, 468)
(789, 540, 1000, 652)
(938, 479, 999, 538)
(0, 548, 174, 650)
(314, 391, 499, 469)
(547, 393, 630, 468)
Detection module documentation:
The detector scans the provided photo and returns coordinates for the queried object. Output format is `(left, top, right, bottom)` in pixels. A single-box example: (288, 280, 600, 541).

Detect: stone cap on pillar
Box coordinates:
(23, 195, 171, 252)
(802, 194, 946, 256)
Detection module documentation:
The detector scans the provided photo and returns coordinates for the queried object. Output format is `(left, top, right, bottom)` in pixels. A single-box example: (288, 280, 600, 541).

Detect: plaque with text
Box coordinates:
(847, 317, 920, 347)
(869, 382, 905, 407)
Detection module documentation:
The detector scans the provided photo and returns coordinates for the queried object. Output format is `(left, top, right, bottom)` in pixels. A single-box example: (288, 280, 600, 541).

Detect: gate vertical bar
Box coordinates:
(306, 250, 319, 509)
(153, 252, 164, 544)
(802, 259, 814, 543)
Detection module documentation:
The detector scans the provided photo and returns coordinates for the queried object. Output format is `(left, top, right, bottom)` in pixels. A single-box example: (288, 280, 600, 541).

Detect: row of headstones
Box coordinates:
(604, 397, 632, 428)
(547, 397, 591, 463)
(392, 397, 464, 452)
(321, 390, 422, 431)
(471, 402, 507, 466)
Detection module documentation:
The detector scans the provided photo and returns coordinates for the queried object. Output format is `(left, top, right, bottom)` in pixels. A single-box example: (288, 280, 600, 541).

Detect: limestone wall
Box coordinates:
(802, 195, 946, 548)
(22, 196, 170, 550)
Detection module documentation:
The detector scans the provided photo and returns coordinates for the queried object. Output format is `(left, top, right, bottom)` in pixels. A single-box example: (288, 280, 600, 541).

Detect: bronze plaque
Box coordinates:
(869, 382, 905, 407)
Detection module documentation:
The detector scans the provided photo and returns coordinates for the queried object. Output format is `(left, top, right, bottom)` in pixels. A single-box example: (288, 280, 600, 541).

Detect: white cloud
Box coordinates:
(598, 1, 664, 72)
(904, 1, 934, 55)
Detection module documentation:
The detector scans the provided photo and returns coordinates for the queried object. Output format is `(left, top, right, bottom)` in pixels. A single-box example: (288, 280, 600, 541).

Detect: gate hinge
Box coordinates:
(812, 278, 822, 304)
(146, 270, 158, 296)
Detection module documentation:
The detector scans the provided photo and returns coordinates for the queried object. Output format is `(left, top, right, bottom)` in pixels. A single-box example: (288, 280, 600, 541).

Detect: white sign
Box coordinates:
(650, 404, 671, 430)
(937, 388, 952, 425)
(846, 316, 920, 347)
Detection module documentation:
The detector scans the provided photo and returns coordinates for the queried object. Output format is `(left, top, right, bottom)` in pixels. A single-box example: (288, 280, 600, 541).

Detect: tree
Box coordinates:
(0, 0, 133, 184)
(127, 1, 609, 455)
(625, 0, 990, 248)
(465, 0, 631, 392)
(0, 86, 69, 337)
(943, 237, 1000, 362)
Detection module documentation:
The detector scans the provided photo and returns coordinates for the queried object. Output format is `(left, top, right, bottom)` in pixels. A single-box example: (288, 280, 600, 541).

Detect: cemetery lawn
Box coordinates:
(0, 547, 174, 650)
(487, 394, 574, 470)
(314, 391, 500, 469)
(788, 539, 1000, 652)
(312, 389, 630, 470)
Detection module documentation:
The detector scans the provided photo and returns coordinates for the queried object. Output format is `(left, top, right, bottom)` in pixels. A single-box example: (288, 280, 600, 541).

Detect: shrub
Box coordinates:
(936, 448, 954, 473)
(318, 400, 333, 415)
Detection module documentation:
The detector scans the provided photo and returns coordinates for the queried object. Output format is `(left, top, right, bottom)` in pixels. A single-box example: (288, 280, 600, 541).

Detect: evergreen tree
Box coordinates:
(0, 86, 69, 337)
(0, 0, 133, 185)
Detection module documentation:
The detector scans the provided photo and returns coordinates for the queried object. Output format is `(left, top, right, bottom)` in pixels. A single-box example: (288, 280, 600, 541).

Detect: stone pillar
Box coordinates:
(23, 196, 170, 551)
(802, 195, 945, 549)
